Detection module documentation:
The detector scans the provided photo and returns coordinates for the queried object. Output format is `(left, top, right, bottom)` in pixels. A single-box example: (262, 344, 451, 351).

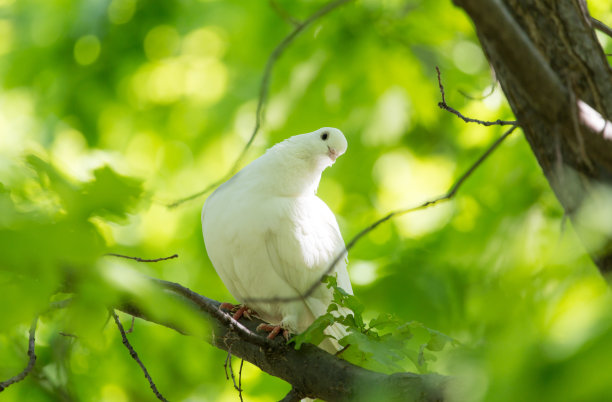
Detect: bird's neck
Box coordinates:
(252, 147, 328, 197)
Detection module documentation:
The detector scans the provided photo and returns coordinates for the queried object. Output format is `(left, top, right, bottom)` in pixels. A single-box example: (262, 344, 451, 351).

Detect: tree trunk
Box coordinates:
(452, 0, 612, 276)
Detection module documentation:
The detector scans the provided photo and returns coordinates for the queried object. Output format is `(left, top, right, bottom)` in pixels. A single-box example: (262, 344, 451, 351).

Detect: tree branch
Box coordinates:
(452, 0, 566, 117)
(116, 278, 447, 401)
(591, 17, 612, 39)
(0, 317, 38, 392)
(280, 388, 304, 402)
(168, 0, 354, 208)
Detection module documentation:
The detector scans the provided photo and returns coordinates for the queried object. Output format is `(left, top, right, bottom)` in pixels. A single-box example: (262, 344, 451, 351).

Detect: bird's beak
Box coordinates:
(327, 146, 339, 162)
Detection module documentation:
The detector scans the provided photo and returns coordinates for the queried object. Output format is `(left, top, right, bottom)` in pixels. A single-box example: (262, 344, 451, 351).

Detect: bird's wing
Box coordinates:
(264, 196, 351, 295)
(263, 196, 354, 347)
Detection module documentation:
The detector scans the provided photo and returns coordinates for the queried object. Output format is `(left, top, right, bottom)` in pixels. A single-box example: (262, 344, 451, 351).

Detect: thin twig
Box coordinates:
(105, 253, 179, 263)
(334, 343, 351, 356)
(592, 17, 612, 39)
(59, 332, 78, 339)
(110, 310, 169, 402)
(458, 81, 497, 101)
(245, 124, 519, 304)
(238, 360, 244, 402)
(168, 0, 354, 208)
(436, 66, 516, 126)
(126, 316, 135, 334)
(225, 348, 243, 398)
(0, 317, 38, 392)
(269, 0, 301, 26)
(223, 349, 231, 380)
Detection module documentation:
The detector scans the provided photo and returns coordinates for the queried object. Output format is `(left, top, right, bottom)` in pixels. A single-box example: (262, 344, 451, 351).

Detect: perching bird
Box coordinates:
(202, 127, 353, 351)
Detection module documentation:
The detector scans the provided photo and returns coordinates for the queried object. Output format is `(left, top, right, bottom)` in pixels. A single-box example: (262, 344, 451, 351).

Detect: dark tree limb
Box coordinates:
(280, 388, 305, 402)
(0, 317, 38, 392)
(452, 0, 612, 277)
(116, 278, 447, 401)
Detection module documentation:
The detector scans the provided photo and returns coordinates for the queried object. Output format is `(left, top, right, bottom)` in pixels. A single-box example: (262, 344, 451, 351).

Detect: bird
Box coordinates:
(201, 127, 353, 351)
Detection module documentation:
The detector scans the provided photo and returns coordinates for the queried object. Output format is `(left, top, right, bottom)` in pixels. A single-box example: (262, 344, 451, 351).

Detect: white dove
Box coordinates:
(201, 127, 353, 351)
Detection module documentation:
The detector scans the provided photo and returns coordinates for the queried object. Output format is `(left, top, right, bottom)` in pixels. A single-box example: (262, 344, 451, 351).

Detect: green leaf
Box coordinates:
(82, 166, 143, 221)
(369, 313, 401, 330)
(426, 329, 454, 352)
(290, 313, 335, 350)
(340, 330, 405, 372)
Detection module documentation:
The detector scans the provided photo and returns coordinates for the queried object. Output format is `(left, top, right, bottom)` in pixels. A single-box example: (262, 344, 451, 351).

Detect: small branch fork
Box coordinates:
(0, 317, 38, 392)
(110, 310, 169, 402)
(224, 348, 244, 402)
(245, 67, 519, 305)
(168, 0, 354, 208)
(436, 67, 516, 126)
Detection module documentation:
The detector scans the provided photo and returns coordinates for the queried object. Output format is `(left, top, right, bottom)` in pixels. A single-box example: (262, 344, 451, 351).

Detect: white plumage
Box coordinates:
(202, 127, 353, 350)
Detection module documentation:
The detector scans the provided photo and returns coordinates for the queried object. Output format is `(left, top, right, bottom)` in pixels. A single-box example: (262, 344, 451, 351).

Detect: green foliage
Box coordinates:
(1, 0, 612, 401)
(293, 275, 457, 373)
(291, 313, 335, 350)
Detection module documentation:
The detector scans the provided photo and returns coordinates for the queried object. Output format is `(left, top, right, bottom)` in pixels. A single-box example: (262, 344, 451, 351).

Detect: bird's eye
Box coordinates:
(321, 132, 329, 141)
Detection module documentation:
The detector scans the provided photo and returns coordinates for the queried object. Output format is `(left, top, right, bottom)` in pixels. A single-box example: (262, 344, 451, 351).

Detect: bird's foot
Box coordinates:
(256, 323, 290, 341)
(219, 303, 254, 321)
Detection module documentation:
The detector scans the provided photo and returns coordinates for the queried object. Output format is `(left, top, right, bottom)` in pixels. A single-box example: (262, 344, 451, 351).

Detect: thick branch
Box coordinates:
(452, 0, 612, 276)
(452, 0, 566, 117)
(117, 279, 447, 401)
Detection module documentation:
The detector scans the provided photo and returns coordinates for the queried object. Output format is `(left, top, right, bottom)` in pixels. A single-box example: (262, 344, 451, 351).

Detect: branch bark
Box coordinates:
(452, 0, 612, 277)
(117, 278, 447, 401)
(0, 317, 38, 392)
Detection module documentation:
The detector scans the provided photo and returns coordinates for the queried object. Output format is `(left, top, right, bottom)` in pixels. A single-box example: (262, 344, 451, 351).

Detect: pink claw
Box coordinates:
(256, 324, 290, 340)
(219, 303, 254, 321)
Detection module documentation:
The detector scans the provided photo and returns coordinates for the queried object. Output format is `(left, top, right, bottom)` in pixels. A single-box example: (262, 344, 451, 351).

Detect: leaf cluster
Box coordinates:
(292, 275, 458, 373)
(0, 156, 142, 329)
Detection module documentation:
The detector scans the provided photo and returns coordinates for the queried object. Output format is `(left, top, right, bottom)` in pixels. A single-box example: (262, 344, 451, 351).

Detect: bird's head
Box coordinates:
(281, 127, 348, 169)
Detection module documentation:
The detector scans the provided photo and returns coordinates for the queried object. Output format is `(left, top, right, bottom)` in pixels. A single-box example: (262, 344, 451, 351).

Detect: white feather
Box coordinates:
(202, 127, 353, 351)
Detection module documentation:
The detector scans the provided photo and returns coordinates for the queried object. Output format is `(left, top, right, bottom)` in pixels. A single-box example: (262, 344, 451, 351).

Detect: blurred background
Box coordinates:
(1, 0, 612, 401)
